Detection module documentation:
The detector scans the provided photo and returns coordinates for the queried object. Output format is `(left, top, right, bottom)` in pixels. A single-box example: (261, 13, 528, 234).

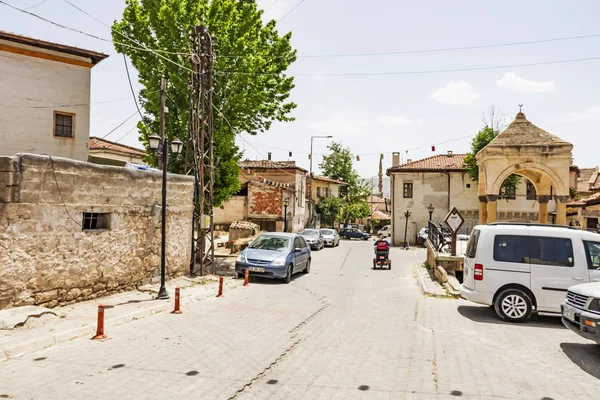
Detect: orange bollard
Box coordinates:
(92, 304, 108, 340)
(216, 276, 224, 298)
(243, 268, 249, 287)
(172, 287, 182, 314)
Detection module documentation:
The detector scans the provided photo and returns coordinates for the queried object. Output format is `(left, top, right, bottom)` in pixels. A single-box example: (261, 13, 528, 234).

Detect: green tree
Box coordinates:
(463, 109, 520, 198)
(112, 0, 297, 206)
(319, 142, 371, 224)
(316, 196, 340, 227)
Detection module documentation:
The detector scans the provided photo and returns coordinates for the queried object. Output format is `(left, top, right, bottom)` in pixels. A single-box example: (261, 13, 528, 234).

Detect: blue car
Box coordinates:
(235, 233, 311, 283)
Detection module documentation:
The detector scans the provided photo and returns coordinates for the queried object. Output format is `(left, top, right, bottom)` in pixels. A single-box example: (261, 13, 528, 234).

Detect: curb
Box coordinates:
(0, 278, 244, 361)
(413, 263, 457, 299)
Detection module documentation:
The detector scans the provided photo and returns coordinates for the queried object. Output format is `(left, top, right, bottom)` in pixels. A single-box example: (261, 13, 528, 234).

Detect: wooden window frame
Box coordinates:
(403, 182, 413, 198)
(53, 111, 76, 139)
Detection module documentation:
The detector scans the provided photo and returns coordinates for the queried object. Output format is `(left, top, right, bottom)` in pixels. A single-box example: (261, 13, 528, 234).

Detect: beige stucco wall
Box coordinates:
(0, 51, 91, 161)
(0, 154, 194, 310)
(214, 196, 247, 225)
(311, 180, 341, 200)
(390, 171, 556, 245)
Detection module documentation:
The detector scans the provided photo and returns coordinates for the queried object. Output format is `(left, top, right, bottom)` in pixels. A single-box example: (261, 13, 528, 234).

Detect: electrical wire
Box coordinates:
(215, 55, 600, 76)
(123, 54, 149, 129)
(47, 155, 83, 228)
(216, 32, 600, 59)
(99, 111, 139, 140)
(23, 0, 49, 11)
(278, 0, 307, 22)
(0, 97, 129, 109)
(0, 0, 194, 73)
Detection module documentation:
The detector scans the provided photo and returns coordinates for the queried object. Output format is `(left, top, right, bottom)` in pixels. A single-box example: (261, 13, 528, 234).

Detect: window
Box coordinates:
(54, 112, 75, 138)
(317, 187, 322, 197)
(493, 235, 531, 264)
(466, 184, 471, 189)
(403, 183, 413, 198)
(465, 229, 480, 258)
(529, 237, 574, 267)
(82, 212, 111, 230)
(299, 237, 308, 248)
(294, 237, 302, 249)
(526, 180, 537, 200)
(323, 187, 329, 197)
(500, 186, 516, 200)
(583, 241, 600, 270)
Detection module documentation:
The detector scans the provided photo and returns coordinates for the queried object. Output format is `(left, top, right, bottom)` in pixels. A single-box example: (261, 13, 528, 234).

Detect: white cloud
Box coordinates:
(417, 118, 424, 124)
(557, 105, 600, 122)
(377, 115, 412, 125)
(496, 73, 556, 93)
(430, 81, 480, 106)
(309, 117, 368, 137)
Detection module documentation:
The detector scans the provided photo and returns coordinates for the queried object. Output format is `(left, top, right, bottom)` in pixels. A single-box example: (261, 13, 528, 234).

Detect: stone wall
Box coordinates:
(0, 154, 194, 309)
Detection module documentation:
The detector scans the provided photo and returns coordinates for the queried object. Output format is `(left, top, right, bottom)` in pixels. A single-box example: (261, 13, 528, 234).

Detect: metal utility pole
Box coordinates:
(378, 155, 383, 197)
(185, 26, 215, 276)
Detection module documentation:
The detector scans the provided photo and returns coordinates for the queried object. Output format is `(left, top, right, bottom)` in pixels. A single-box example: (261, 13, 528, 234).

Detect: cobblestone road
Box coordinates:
(1, 241, 599, 399)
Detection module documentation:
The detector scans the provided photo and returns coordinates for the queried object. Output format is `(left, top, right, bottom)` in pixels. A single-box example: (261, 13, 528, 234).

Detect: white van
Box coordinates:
(460, 223, 600, 322)
(378, 225, 391, 238)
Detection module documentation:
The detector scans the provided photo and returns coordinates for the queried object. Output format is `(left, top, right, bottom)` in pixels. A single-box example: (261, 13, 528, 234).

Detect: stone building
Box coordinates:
(387, 151, 556, 245)
(0, 31, 108, 161)
(0, 154, 194, 310)
(88, 136, 146, 167)
(214, 159, 307, 232)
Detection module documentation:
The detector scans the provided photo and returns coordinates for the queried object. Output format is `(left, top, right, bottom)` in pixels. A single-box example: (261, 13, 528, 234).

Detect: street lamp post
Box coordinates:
(403, 209, 412, 249)
(309, 135, 333, 227)
(283, 198, 289, 232)
(149, 134, 183, 299)
(427, 203, 435, 222)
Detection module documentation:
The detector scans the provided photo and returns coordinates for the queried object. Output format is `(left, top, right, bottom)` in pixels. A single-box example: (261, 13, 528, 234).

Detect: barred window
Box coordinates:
(54, 112, 74, 138)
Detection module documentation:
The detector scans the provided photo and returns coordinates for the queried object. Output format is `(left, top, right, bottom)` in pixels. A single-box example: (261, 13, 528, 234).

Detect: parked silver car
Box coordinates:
(300, 229, 325, 251)
(320, 228, 340, 247)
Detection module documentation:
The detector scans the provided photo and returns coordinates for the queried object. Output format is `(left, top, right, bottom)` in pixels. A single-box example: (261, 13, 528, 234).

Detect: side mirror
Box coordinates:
(295, 247, 302, 252)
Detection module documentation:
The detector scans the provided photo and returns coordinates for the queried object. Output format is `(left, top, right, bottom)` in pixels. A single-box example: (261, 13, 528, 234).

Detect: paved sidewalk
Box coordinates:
(0, 274, 243, 361)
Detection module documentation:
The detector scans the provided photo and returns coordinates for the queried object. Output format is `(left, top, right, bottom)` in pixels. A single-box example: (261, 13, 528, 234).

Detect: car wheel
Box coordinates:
(303, 259, 311, 273)
(494, 289, 533, 322)
(283, 265, 292, 284)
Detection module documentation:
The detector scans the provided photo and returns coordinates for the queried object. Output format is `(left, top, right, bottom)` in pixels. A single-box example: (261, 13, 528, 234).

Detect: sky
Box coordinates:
(2, 0, 600, 179)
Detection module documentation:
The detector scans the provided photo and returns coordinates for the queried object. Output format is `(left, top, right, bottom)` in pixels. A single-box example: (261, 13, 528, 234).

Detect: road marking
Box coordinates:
(339, 246, 352, 270)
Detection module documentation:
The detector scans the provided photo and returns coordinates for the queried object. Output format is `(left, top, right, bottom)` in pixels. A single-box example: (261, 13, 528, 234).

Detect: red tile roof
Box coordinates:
(311, 175, 348, 185)
(89, 137, 146, 156)
(387, 153, 466, 173)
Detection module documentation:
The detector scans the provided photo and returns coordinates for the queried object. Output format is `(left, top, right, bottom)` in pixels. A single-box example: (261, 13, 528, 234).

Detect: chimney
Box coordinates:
(447, 150, 453, 157)
(392, 152, 400, 167)
(268, 152, 272, 161)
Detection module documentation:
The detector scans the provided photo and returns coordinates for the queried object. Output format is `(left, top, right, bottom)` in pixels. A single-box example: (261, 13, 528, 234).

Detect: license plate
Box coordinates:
(563, 307, 576, 322)
(248, 267, 265, 273)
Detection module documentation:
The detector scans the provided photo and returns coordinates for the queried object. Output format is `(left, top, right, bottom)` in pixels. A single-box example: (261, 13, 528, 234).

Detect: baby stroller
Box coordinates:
(373, 239, 391, 270)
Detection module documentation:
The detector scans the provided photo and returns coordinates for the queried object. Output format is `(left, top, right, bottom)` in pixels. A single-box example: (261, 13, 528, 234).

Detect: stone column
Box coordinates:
(555, 195, 569, 226)
(486, 195, 498, 223)
(478, 196, 488, 225)
(537, 195, 551, 224)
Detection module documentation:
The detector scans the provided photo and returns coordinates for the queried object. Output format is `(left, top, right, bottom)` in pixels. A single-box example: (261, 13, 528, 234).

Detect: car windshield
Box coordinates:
(248, 236, 291, 252)
(320, 229, 335, 235)
(301, 230, 319, 237)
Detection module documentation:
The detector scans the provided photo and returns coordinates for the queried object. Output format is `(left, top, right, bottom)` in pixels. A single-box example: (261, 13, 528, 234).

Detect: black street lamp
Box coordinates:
(283, 198, 289, 232)
(403, 209, 412, 249)
(427, 203, 435, 222)
(149, 134, 183, 299)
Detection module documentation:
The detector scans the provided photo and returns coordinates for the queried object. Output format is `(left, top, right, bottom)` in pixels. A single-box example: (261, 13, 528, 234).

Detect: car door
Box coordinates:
(583, 240, 600, 282)
(293, 237, 306, 272)
(529, 235, 587, 312)
(350, 228, 359, 239)
(298, 237, 310, 269)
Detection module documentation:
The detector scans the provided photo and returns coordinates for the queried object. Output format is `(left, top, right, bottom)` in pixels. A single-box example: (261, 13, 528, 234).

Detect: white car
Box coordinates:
(416, 227, 429, 245)
(378, 225, 391, 238)
(459, 222, 600, 322)
(561, 282, 600, 344)
(319, 228, 340, 247)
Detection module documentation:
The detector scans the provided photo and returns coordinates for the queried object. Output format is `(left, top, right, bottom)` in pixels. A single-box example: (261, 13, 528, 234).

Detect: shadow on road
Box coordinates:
(561, 342, 600, 380)
(457, 305, 565, 329)
(244, 273, 308, 286)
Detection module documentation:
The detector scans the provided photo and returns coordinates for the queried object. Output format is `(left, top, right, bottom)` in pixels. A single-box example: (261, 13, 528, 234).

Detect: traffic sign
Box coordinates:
(444, 207, 464, 234)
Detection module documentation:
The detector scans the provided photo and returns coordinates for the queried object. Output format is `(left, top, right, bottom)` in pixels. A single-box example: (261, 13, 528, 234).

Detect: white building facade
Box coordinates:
(0, 31, 107, 161)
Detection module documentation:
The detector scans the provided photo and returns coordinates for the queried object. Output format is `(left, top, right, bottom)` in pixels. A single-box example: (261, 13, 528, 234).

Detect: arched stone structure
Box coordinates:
(477, 111, 573, 225)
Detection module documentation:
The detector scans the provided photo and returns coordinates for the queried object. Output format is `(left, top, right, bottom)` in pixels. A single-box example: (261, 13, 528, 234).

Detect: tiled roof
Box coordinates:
(371, 210, 391, 220)
(0, 30, 108, 65)
(387, 154, 466, 172)
(240, 160, 308, 173)
(89, 137, 146, 156)
(569, 192, 600, 207)
(577, 168, 597, 193)
(311, 175, 348, 185)
(486, 112, 571, 147)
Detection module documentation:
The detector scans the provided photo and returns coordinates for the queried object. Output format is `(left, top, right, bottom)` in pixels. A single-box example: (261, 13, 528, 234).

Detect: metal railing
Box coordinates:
(428, 221, 451, 253)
